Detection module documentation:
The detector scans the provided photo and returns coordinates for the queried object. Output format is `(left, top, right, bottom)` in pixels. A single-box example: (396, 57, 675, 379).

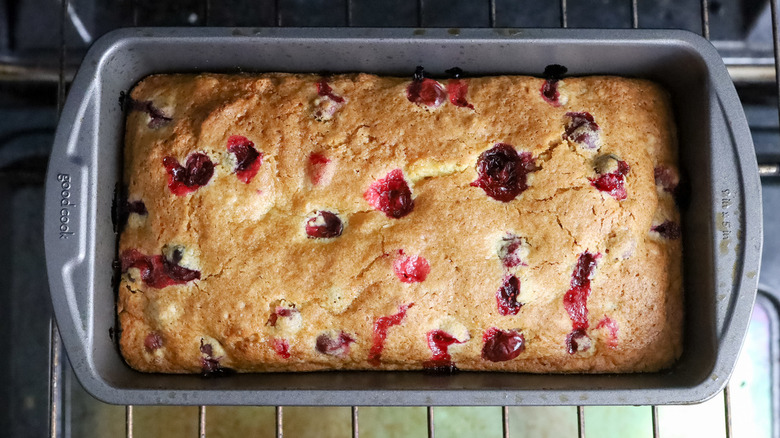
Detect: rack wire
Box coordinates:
(47, 0, 774, 436)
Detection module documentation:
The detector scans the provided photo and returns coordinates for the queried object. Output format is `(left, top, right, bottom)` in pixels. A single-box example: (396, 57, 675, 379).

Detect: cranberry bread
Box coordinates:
(117, 70, 682, 374)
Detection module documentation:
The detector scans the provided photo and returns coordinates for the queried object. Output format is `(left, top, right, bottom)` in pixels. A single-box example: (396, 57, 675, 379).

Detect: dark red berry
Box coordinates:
(563, 112, 600, 149)
(393, 254, 430, 283)
(273, 339, 291, 359)
(481, 328, 525, 362)
(407, 67, 447, 108)
(199, 339, 222, 373)
(447, 79, 474, 109)
(128, 98, 172, 129)
(316, 78, 345, 103)
(571, 251, 600, 289)
(496, 275, 522, 316)
(197, 339, 234, 376)
(227, 135, 263, 184)
(564, 283, 591, 332)
(305, 211, 343, 239)
(470, 143, 536, 202)
(308, 152, 331, 185)
(127, 200, 148, 215)
(120, 249, 200, 289)
(364, 169, 415, 218)
(541, 79, 560, 106)
(654, 165, 679, 194)
(422, 330, 464, 371)
(144, 332, 163, 352)
(565, 328, 591, 354)
(596, 316, 619, 348)
(540, 64, 567, 107)
(563, 251, 600, 353)
(652, 221, 681, 240)
(162, 153, 214, 196)
(313, 79, 346, 121)
(116, 197, 148, 232)
(498, 233, 527, 268)
(266, 307, 300, 327)
(590, 159, 630, 201)
(368, 303, 414, 366)
(199, 339, 214, 357)
(164, 262, 201, 283)
(315, 331, 356, 357)
(200, 356, 221, 373)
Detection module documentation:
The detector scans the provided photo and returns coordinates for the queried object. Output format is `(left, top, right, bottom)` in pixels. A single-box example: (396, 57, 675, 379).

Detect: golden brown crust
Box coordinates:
(119, 73, 682, 373)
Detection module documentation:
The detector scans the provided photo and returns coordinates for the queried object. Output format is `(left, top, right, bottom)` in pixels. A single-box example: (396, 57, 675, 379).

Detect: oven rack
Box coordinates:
(45, 0, 778, 437)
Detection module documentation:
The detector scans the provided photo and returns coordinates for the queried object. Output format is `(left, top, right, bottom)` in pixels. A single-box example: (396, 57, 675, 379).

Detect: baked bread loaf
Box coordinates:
(117, 70, 682, 374)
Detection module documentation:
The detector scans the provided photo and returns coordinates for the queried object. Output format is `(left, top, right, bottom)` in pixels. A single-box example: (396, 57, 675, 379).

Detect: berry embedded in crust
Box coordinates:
(227, 135, 263, 184)
(471, 143, 536, 202)
(407, 66, 447, 108)
(364, 169, 415, 219)
(305, 211, 344, 239)
(162, 153, 214, 196)
(482, 328, 525, 362)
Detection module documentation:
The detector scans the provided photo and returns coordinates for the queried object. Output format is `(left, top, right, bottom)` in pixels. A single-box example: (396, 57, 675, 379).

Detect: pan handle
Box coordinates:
(710, 69, 763, 373)
(45, 84, 97, 346)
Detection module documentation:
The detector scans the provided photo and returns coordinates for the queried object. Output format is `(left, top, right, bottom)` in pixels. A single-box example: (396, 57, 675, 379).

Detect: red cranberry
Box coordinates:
(364, 169, 415, 219)
(498, 233, 527, 268)
(444, 67, 473, 109)
(315, 331, 356, 357)
(368, 303, 414, 366)
(120, 249, 200, 289)
(422, 330, 464, 372)
(565, 328, 591, 354)
(305, 211, 343, 239)
(200, 357, 221, 373)
(162, 153, 214, 196)
(496, 275, 522, 316)
(571, 251, 600, 288)
(227, 135, 263, 184)
(541, 80, 561, 106)
(127, 200, 147, 215)
(116, 198, 148, 232)
(144, 332, 163, 352)
(272, 339, 291, 359)
(393, 254, 430, 283)
(199, 339, 227, 374)
(540, 64, 567, 107)
(596, 316, 619, 348)
(470, 143, 536, 202)
(447, 79, 474, 109)
(654, 165, 679, 194)
(199, 339, 214, 357)
(563, 251, 600, 353)
(652, 221, 681, 240)
(590, 158, 630, 201)
(481, 328, 525, 362)
(128, 98, 172, 129)
(308, 152, 331, 185)
(563, 112, 600, 149)
(313, 78, 346, 120)
(407, 66, 447, 108)
(316, 77, 345, 103)
(266, 307, 300, 327)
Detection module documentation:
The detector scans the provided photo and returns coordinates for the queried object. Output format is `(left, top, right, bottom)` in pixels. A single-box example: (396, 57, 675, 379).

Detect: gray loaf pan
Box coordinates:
(44, 27, 762, 406)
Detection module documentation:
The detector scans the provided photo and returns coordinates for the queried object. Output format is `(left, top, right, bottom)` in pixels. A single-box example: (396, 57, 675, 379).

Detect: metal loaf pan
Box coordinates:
(44, 27, 762, 406)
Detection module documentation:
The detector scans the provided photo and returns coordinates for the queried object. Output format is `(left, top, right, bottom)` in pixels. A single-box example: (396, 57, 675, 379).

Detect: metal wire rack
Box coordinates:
(45, 0, 778, 436)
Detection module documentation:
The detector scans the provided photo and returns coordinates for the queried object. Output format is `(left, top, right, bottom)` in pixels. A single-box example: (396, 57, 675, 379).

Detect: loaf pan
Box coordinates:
(44, 27, 762, 406)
